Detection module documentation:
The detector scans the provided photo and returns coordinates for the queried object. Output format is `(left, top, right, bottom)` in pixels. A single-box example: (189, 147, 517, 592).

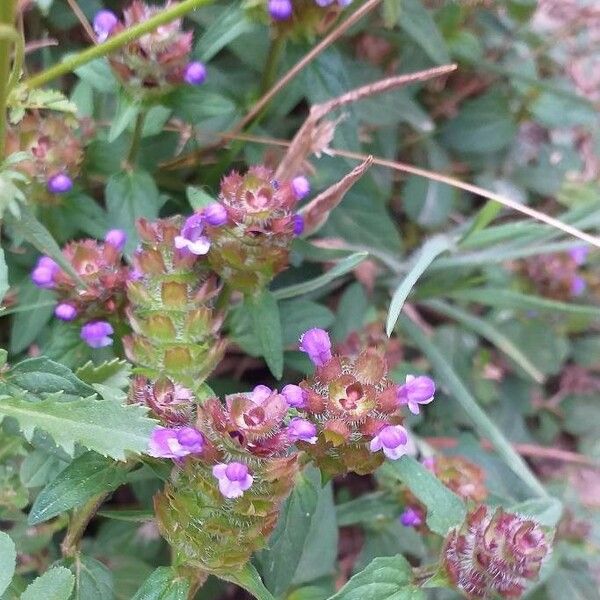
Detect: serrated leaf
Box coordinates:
(131, 567, 190, 600)
(246, 290, 283, 379)
(0, 395, 156, 460)
(28, 451, 131, 525)
(0, 531, 16, 595)
(65, 555, 113, 600)
(21, 566, 75, 600)
(9, 357, 96, 397)
(328, 555, 425, 600)
(379, 456, 466, 536)
(258, 465, 321, 596)
(76, 359, 132, 402)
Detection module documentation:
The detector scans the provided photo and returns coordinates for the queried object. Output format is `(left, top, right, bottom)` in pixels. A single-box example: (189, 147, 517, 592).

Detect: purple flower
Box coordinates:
(397, 375, 435, 415)
(31, 256, 60, 289)
(148, 426, 204, 458)
(183, 61, 207, 85)
(571, 276, 586, 296)
(268, 0, 293, 20)
(212, 462, 254, 499)
(203, 202, 228, 226)
(287, 417, 318, 444)
(174, 213, 211, 255)
(80, 321, 114, 348)
(47, 172, 73, 194)
(93, 10, 118, 43)
(569, 246, 589, 266)
(400, 506, 423, 528)
(54, 303, 77, 321)
(282, 384, 307, 408)
(369, 424, 409, 460)
(250, 384, 273, 404)
(337, 0, 353, 5)
(293, 214, 304, 236)
(422, 456, 435, 472)
(314, 0, 334, 6)
(292, 176, 310, 200)
(299, 328, 332, 367)
(104, 229, 127, 252)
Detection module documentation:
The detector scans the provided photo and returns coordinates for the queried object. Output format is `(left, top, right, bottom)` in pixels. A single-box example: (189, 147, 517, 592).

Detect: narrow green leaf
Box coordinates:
(0, 395, 157, 460)
(379, 456, 466, 535)
(246, 290, 283, 379)
(96, 508, 155, 522)
(386, 236, 452, 336)
(108, 95, 140, 142)
(131, 567, 190, 600)
(328, 555, 425, 600)
(0, 531, 16, 595)
(222, 563, 276, 600)
(459, 199, 503, 244)
(423, 299, 545, 383)
(448, 288, 600, 318)
(273, 252, 368, 300)
(5, 205, 85, 286)
(258, 465, 321, 596)
(399, 314, 549, 498)
(21, 566, 75, 600)
(186, 186, 214, 210)
(28, 451, 131, 525)
(0, 248, 8, 304)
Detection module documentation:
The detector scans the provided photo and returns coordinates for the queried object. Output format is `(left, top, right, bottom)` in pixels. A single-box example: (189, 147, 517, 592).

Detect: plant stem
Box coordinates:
(126, 111, 147, 168)
(61, 493, 108, 558)
(0, 0, 17, 158)
(23, 0, 215, 91)
(259, 35, 285, 96)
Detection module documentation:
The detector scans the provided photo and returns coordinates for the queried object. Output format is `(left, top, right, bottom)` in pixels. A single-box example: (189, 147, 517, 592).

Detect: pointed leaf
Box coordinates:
(246, 290, 283, 379)
(0, 531, 16, 595)
(222, 563, 276, 600)
(21, 566, 75, 600)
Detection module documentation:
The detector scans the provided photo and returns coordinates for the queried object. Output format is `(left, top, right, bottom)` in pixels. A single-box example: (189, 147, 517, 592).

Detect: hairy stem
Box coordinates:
(0, 0, 18, 158)
(61, 493, 108, 558)
(23, 0, 215, 90)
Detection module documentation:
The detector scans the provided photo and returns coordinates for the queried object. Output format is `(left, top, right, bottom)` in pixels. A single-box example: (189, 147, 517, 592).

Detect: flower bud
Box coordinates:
(268, 0, 293, 20)
(47, 172, 73, 194)
(443, 506, 551, 599)
(31, 256, 59, 289)
(282, 384, 307, 408)
(183, 61, 207, 85)
(292, 175, 310, 200)
(299, 328, 332, 366)
(287, 418, 318, 444)
(400, 506, 423, 528)
(54, 303, 77, 321)
(104, 229, 127, 252)
(203, 202, 228, 226)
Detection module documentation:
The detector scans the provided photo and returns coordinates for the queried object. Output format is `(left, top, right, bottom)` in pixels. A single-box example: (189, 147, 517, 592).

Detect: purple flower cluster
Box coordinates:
(174, 203, 228, 256)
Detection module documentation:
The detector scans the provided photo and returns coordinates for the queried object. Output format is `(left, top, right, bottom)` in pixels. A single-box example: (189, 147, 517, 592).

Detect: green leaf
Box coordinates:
(5, 205, 85, 286)
(65, 555, 113, 600)
(105, 170, 163, 255)
(459, 200, 504, 244)
(131, 567, 190, 600)
(21, 566, 75, 600)
(380, 456, 466, 535)
(19, 448, 67, 489)
(8, 357, 96, 397)
(447, 288, 600, 319)
(273, 252, 368, 300)
(74, 58, 118, 92)
(246, 290, 283, 379)
(108, 95, 140, 143)
(0, 531, 16, 595)
(508, 497, 563, 528)
(0, 248, 8, 304)
(398, 0, 450, 64)
(28, 451, 131, 525)
(386, 236, 452, 335)
(403, 176, 456, 229)
(399, 314, 549, 498)
(336, 492, 400, 527)
(222, 563, 276, 600)
(328, 555, 425, 600)
(76, 359, 132, 403)
(281, 300, 334, 347)
(186, 186, 215, 210)
(423, 300, 545, 383)
(9, 282, 55, 354)
(258, 466, 321, 596)
(0, 395, 156, 460)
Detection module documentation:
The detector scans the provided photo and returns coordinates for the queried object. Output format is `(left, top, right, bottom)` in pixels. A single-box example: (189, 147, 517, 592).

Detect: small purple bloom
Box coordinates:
(569, 246, 589, 266)
(80, 321, 114, 348)
(282, 384, 307, 408)
(31, 256, 60, 289)
(571, 276, 587, 296)
(292, 176, 310, 200)
(369, 424, 409, 460)
(268, 0, 293, 20)
(287, 418, 318, 444)
(250, 384, 273, 404)
(422, 456, 435, 472)
(293, 214, 304, 236)
(47, 172, 73, 194)
(93, 10, 118, 43)
(203, 202, 228, 226)
(397, 375, 435, 415)
(148, 426, 204, 458)
(400, 506, 423, 528)
(184, 61, 207, 85)
(299, 328, 332, 367)
(212, 462, 254, 499)
(54, 303, 77, 321)
(174, 213, 211, 255)
(104, 229, 127, 252)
